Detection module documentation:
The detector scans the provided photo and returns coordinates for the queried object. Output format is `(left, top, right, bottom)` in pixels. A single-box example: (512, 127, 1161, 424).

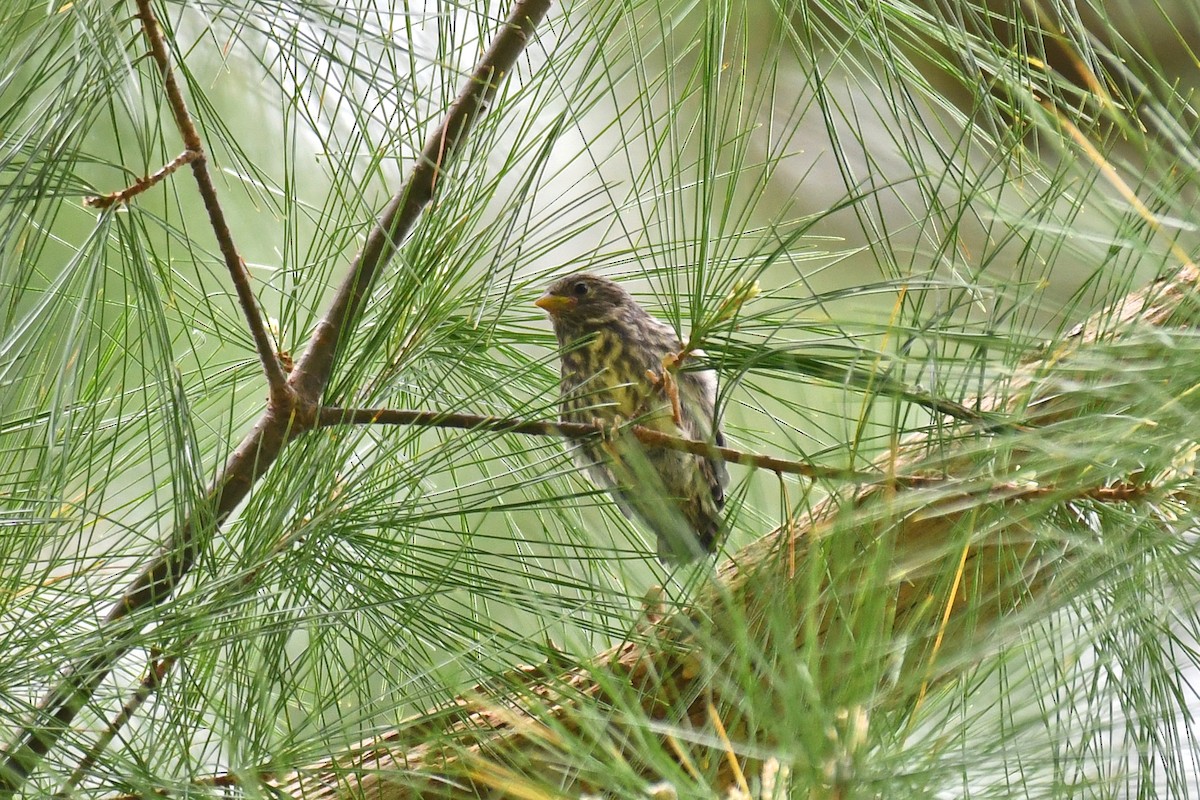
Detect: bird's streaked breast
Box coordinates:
(560, 329, 645, 418)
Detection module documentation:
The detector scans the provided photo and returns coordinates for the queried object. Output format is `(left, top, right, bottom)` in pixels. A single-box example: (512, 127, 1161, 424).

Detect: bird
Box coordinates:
(535, 272, 729, 563)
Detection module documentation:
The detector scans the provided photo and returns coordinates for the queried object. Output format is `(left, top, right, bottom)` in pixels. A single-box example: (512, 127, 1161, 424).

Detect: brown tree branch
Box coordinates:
(315, 407, 1155, 502)
(83, 149, 201, 209)
(133, 0, 291, 403)
(316, 406, 879, 481)
(0, 1, 553, 794)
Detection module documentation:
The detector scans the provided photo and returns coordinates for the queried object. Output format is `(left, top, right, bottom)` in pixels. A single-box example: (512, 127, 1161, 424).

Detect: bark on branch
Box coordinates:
(317, 406, 882, 481)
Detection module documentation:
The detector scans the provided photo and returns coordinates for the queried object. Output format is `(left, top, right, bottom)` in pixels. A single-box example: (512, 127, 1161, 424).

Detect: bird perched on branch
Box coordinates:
(535, 272, 728, 563)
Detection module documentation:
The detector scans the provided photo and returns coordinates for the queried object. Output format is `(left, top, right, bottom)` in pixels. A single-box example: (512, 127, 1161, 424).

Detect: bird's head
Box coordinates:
(535, 273, 636, 338)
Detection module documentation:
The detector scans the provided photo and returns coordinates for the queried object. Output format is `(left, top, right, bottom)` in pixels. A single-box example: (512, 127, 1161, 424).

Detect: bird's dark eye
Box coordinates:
(572, 281, 589, 297)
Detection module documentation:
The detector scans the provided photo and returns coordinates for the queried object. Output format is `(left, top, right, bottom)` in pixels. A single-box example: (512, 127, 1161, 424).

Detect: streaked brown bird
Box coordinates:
(535, 272, 728, 563)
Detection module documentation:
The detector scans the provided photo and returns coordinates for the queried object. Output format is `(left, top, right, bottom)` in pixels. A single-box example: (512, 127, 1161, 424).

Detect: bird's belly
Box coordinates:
(591, 369, 642, 417)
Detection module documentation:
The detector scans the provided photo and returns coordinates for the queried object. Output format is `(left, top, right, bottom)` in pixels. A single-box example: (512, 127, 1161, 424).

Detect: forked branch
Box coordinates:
(0, 1, 554, 794)
(133, 0, 291, 402)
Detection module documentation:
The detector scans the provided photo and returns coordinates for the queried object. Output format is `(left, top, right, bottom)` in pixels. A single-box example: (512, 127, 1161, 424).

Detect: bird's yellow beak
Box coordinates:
(535, 294, 576, 316)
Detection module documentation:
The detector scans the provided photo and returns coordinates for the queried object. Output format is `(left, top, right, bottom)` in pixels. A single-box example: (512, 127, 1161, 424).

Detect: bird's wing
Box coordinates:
(677, 358, 729, 508)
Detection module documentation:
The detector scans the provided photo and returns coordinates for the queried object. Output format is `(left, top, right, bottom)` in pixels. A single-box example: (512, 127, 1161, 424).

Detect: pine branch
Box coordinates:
(83, 149, 201, 209)
(316, 406, 878, 481)
(0, 1, 553, 793)
(314, 405, 1152, 501)
(66, 389, 1145, 798)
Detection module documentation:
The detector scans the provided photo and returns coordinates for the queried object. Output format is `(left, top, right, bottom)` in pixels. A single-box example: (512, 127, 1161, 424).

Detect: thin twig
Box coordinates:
(83, 149, 201, 209)
(316, 406, 874, 481)
(134, 0, 291, 403)
(314, 406, 1158, 502)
